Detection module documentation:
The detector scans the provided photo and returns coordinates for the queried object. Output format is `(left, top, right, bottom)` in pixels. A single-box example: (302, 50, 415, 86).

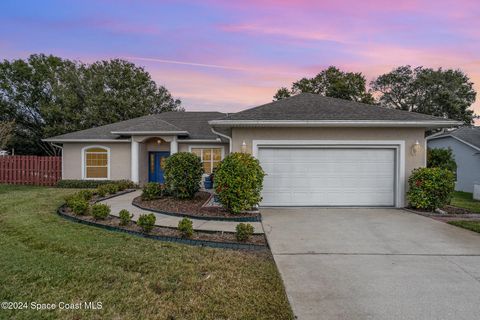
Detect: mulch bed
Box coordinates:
(133, 191, 261, 219)
(405, 205, 480, 222)
(61, 206, 266, 246)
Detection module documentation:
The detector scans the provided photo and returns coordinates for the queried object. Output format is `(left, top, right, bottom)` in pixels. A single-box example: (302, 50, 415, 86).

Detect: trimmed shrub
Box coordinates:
(116, 180, 137, 191)
(96, 185, 109, 197)
(77, 189, 94, 201)
(407, 167, 455, 211)
(163, 152, 203, 199)
(137, 213, 156, 233)
(427, 148, 457, 173)
(91, 203, 110, 219)
(104, 183, 119, 195)
(142, 182, 164, 201)
(66, 196, 89, 215)
(57, 179, 137, 189)
(236, 223, 254, 241)
(214, 153, 265, 214)
(178, 218, 194, 238)
(119, 209, 133, 226)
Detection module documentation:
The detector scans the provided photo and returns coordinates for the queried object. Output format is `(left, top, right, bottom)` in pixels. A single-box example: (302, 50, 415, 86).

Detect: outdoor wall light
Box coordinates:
(241, 140, 247, 153)
(156, 139, 162, 145)
(411, 140, 422, 156)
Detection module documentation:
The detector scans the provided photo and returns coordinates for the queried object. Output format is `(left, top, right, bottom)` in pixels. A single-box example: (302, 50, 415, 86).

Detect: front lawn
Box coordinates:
(451, 191, 480, 213)
(448, 220, 480, 233)
(0, 185, 292, 320)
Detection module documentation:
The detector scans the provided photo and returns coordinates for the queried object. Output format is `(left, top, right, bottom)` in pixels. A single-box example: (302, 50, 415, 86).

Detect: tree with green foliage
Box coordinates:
(0, 120, 14, 150)
(273, 66, 375, 103)
(371, 66, 477, 124)
(0, 54, 182, 155)
(427, 147, 457, 173)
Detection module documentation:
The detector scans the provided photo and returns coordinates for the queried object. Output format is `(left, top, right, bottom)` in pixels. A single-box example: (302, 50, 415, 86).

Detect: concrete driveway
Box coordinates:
(262, 208, 480, 320)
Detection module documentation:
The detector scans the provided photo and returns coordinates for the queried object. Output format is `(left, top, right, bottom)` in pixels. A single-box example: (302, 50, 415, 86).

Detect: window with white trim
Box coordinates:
(191, 148, 222, 174)
(84, 147, 109, 179)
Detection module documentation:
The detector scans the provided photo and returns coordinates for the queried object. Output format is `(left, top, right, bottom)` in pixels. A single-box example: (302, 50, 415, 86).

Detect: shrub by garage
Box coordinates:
(407, 167, 455, 211)
(214, 152, 265, 214)
(163, 152, 203, 199)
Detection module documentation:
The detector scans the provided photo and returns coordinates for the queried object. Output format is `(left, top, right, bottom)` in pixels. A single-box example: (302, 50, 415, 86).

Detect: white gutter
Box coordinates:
(210, 128, 232, 153)
(177, 139, 221, 143)
(42, 139, 131, 143)
(110, 131, 188, 135)
(208, 120, 462, 128)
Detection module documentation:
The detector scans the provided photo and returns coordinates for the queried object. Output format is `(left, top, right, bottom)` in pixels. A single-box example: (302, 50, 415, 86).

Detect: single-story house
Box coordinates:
(427, 127, 480, 192)
(44, 93, 460, 207)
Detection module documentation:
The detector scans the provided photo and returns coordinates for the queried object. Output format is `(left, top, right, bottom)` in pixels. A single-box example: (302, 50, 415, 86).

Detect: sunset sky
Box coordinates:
(1, 0, 479, 119)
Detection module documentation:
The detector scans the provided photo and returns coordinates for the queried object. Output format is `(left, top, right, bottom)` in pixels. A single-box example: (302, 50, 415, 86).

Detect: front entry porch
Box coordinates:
(130, 136, 178, 185)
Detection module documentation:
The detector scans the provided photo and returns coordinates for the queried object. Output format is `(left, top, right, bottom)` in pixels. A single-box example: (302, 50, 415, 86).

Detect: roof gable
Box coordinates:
(214, 93, 459, 124)
(428, 127, 480, 151)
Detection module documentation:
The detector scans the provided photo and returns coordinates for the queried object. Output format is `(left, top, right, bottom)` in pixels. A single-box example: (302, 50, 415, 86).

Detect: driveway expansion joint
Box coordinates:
(273, 252, 480, 257)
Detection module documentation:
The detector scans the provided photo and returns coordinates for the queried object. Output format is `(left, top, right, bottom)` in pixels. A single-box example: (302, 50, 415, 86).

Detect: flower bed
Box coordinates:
(59, 189, 267, 249)
(58, 204, 267, 249)
(133, 191, 261, 222)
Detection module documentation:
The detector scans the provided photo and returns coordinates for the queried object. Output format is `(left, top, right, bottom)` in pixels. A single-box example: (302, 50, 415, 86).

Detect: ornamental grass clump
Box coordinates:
(163, 152, 203, 199)
(407, 167, 455, 211)
(214, 153, 265, 214)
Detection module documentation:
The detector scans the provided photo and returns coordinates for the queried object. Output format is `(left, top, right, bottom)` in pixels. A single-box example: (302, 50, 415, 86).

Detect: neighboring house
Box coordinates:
(44, 93, 459, 208)
(0, 150, 8, 156)
(427, 127, 480, 193)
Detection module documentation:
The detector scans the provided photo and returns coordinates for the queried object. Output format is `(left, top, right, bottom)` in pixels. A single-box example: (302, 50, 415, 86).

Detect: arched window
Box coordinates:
(82, 146, 110, 179)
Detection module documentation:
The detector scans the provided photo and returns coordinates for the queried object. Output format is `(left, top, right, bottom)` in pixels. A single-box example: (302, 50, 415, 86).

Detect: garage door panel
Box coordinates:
(259, 147, 395, 207)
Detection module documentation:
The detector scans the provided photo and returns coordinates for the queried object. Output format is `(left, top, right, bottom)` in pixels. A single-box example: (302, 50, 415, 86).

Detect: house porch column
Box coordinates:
(131, 138, 139, 183)
(170, 136, 178, 154)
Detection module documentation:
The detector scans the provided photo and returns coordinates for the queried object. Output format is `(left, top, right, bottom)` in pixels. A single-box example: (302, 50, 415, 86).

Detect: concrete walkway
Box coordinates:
(100, 190, 264, 234)
(263, 208, 480, 320)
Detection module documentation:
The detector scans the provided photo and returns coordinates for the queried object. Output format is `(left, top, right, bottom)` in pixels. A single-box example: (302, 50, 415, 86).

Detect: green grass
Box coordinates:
(448, 220, 480, 233)
(451, 191, 480, 213)
(0, 184, 292, 320)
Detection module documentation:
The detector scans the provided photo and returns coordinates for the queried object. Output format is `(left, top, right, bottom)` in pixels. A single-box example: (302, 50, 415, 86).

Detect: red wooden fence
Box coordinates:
(0, 156, 62, 186)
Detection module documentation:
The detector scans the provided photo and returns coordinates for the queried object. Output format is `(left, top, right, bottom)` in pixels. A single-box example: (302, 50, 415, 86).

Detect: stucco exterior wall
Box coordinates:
(62, 142, 131, 180)
(232, 127, 427, 206)
(428, 137, 480, 192)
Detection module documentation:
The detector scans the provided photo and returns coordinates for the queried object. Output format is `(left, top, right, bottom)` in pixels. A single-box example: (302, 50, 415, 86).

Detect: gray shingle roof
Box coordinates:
(45, 112, 226, 141)
(219, 93, 458, 122)
(428, 127, 480, 150)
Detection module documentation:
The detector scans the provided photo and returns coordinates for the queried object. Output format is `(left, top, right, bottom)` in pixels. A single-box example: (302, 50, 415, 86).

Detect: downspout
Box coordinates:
(210, 127, 232, 153)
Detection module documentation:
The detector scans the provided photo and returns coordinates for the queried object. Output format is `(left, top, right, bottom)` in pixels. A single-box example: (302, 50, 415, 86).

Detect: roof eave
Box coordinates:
(208, 120, 463, 128)
(42, 138, 131, 143)
(110, 131, 189, 135)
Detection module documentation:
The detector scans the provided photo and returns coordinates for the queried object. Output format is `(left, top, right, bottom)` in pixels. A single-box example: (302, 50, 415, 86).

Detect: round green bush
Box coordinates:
(119, 209, 133, 226)
(76, 189, 94, 201)
(67, 197, 89, 215)
(214, 152, 265, 214)
(91, 203, 110, 219)
(141, 182, 164, 200)
(407, 167, 455, 211)
(163, 152, 203, 199)
(178, 218, 194, 238)
(236, 223, 254, 241)
(137, 213, 156, 233)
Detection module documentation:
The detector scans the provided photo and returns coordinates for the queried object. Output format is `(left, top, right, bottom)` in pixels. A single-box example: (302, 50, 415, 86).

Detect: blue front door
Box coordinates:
(148, 151, 170, 183)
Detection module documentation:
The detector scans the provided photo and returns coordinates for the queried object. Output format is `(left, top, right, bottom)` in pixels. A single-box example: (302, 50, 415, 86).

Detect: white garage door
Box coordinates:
(258, 147, 396, 206)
